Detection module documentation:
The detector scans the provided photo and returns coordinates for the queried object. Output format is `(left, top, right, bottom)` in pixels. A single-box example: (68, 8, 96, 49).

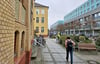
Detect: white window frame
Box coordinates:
(41, 9, 45, 14)
(36, 9, 39, 15)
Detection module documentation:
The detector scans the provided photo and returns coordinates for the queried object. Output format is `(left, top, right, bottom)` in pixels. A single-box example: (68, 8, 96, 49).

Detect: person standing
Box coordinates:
(65, 37, 75, 64)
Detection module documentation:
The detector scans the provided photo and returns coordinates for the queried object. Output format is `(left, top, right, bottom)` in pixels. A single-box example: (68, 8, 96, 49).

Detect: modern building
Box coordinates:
(64, 0, 100, 37)
(33, 3, 49, 37)
(0, 0, 34, 64)
(50, 20, 64, 30)
(50, 20, 64, 35)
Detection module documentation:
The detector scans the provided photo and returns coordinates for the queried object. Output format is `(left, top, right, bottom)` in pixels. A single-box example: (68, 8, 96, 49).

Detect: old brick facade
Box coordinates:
(0, 0, 34, 64)
(0, 0, 15, 64)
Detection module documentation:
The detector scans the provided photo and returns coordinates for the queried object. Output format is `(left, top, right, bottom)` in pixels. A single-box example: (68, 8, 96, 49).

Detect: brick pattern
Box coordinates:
(0, 0, 15, 64)
(0, 0, 34, 64)
(26, 49, 32, 64)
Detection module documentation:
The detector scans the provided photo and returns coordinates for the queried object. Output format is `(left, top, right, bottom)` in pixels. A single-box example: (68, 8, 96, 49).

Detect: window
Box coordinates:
(36, 17, 39, 23)
(22, 6, 26, 23)
(14, 31, 19, 57)
(84, 4, 86, 8)
(41, 9, 45, 14)
(96, 22, 100, 27)
(41, 17, 44, 23)
(87, 2, 89, 6)
(96, 0, 99, 2)
(81, 11, 83, 15)
(84, 10, 86, 13)
(97, 3, 100, 7)
(15, 0, 20, 20)
(87, 8, 90, 11)
(91, 0, 94, 4)
(91, 6, 94, 9)
(98, 12, 100, 16)
(79, 18, 84, 24)
(81, 7, 82, 10)
(36, 9, 39, 15)
(79, 18, 83, 22)
(21, 31, 25, 51)
(41, 27, 44, 33)
(94, 14, 98, 18)
(36, 27, 39, 33)
(85, 17, 89, 21)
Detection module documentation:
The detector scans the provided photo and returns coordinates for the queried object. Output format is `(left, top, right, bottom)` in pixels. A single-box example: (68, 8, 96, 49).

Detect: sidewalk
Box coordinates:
(31, 46, 43, 64)
(42, 38, 88, 64)
(31, 38, 100, 64)
(75, 52, 100, 64)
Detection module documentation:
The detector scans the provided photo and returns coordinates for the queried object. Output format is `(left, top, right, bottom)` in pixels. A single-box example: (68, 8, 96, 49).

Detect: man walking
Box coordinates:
(65, 37, 75, 64)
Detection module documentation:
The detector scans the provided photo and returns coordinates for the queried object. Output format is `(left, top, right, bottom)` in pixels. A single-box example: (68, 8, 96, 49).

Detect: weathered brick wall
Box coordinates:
(0, 0, 34, 64)
(0, 0, 15, 64)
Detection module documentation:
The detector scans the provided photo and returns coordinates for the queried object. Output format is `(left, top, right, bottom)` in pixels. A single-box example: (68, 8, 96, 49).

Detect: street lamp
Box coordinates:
(82, 23, 86, 36)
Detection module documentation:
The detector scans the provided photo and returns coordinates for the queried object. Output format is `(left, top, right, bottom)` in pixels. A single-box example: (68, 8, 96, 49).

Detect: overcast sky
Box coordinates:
(35, 0, 87, 29)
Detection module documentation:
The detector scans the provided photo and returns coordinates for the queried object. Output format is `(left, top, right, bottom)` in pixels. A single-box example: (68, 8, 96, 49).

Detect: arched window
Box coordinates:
(14, 31, 19, 57)
(21, 31, 25, 51)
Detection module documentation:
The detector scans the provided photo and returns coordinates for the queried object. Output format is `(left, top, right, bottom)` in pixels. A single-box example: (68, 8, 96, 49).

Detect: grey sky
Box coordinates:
(35, 0, 87, 29)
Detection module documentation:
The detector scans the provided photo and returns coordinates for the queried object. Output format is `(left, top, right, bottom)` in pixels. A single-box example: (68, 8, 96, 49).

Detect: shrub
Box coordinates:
(59, 35, 67, 45)
(95, 37, 100, 51)
(74, 42, 79, 50)
(83, 39, 92, 43)
(51, 35, 56, 38)
(85, 36, 89, 40)
(95, 37, 100, 46)
(79, 36, 85, 41)
(73, 36, 79, 42)
(34, 33, 37, 38)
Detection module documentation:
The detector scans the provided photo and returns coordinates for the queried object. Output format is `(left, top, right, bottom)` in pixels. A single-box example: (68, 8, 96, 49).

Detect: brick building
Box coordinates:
(0, 0, 34, 64)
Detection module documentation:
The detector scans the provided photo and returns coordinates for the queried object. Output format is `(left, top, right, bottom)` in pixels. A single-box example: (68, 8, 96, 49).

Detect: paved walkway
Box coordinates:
(42, 38, 88, 64)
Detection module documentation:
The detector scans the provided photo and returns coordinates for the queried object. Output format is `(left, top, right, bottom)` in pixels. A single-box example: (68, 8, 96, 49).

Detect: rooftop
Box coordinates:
(35, 2, 49, 8)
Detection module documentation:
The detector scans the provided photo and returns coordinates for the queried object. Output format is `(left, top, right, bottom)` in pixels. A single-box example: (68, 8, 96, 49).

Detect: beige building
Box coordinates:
(0, 0, 34, 64)
(33, 3, 49, 37)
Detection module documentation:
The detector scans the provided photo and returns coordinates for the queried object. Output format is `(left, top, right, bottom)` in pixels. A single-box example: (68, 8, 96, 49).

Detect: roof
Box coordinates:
(35, 3, 49, 8)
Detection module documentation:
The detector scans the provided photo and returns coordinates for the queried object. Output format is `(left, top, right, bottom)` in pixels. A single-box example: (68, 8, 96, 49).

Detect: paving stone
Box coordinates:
(44, 61, 54, 64)
(43, 38, 89, 64)
(31, 38, 89, 64)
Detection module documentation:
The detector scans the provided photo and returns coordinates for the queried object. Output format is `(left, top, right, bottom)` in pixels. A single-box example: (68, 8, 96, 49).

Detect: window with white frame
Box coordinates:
(36, 27, 39, 33)
(41, 9, 45, 14)
(41, 27, 44, 33)
(36, 17, 39, 23)
(41, 17, 44, 23)
(36, 9, 39, 15)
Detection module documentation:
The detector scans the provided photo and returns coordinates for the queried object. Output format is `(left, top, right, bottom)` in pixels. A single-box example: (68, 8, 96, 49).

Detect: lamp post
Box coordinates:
(82, 23, 86, 36)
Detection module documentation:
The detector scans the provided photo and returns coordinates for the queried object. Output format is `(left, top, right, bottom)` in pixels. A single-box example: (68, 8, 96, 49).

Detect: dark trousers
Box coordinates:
(66, 48, 73, 64)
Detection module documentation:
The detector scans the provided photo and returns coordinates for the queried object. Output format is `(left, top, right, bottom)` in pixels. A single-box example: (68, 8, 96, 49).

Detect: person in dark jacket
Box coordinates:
(65, 37, 75, 64)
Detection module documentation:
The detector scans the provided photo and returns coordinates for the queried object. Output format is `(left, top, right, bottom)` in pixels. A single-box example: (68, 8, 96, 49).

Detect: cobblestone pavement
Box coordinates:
(42, 38, 88, 64)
